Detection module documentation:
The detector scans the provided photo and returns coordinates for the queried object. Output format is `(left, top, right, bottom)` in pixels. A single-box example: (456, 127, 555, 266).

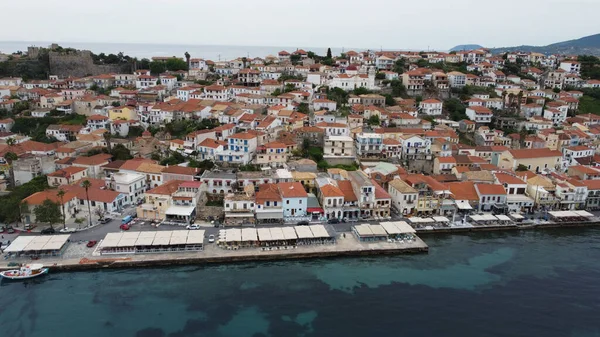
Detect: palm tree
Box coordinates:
(501, 91, 507, 112)
(517, 90, 523, 115)
(81, 180, 92, 227)
(57, 189, 67, 230)
(4, 151, 18, 188)
(103, 131, 112, 153)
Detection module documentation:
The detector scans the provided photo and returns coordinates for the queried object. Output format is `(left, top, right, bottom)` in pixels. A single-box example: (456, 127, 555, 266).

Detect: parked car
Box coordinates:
(41, 227, 55, 235)
(208, 234, 215, 243)
(186, 224, 201, 230)
(86, 240, 97, 248)
(24, 224, 36, 230)
(297, 221, 310, 226)
(100, 217, 112, 224)
(6, 227, 15, 234)
(1, 240, 10, 249)
(59, 227, 76, 233)
(327, 218, 340, 224)
(120, 224, 130, 231)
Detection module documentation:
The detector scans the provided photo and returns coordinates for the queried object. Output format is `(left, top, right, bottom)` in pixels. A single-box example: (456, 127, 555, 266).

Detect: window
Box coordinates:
(286, 200, 290, 205)
(299, 200, 302, 204)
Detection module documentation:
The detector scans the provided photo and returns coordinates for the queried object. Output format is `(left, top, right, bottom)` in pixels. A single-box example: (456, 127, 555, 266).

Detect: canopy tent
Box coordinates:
(509, 213, 525, 220)
(269, 227, 285, 241)
(309, 225, 331, 238)
(282, 227, 298, 240)
(4, 236, 34, 253)
(241, 228, 258, 242)
(294, 226, 314, 239)
(495, 214, 512, 221)
(573, 210, 594, 218)
(367, 224, 387, 237)
(257, 228, 272, 242)
(432, 216, 450, 223)
(455, 200, 473, 210)
(408, 217, 435, 223)
(353, 224, 374, 237)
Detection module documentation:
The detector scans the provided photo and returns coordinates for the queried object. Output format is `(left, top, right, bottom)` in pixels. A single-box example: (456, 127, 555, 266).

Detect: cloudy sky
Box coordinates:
(2, 0, 598, 50)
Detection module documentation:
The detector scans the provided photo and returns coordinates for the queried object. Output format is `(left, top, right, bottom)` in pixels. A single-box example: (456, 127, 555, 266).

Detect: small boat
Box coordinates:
(0, 264, 49, 280)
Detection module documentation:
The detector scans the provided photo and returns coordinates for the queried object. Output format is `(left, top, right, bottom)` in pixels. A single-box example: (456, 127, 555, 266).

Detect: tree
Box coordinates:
(384, 94, 395, 106)
(4, 151, 18, 188)
(111, 101, 120, 107)
(56, 189, 66, 229)
(150, 62, 166, 75)
(34, 199, 62, 229)
(297, 103, 309, 114)
(516, 164, 529, 172)
(368, 115, 381, 126)
(81, 180, 93, 227)
(103, 131, 112, 153)
(94, 207, 106, 221)
(375, 72, 386, 80)
(326, 48, 332, 59)
(111, 144, 133, 160)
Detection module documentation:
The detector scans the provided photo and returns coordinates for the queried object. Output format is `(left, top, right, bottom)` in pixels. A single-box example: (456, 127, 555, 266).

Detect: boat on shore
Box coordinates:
(0, 264, 48, 280)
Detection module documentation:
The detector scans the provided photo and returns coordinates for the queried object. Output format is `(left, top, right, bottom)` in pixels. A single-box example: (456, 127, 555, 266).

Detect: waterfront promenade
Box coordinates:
(0, 234, 429, 272)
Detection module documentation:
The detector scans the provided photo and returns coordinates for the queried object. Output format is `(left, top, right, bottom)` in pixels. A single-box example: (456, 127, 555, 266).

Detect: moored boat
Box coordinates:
(0, 264, 49, 280)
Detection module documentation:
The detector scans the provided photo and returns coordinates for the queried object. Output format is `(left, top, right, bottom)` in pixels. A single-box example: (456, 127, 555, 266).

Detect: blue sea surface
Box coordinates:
(1, 229, 600, 337)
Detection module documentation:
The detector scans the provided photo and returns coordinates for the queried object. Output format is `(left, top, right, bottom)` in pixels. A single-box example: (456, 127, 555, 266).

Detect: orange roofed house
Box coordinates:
(22, 190, 78, 224)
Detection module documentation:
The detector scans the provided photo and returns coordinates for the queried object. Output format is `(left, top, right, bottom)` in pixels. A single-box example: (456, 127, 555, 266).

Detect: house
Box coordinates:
(136, 180, 184, 221)
(22, 190, 78, 224)
(466, 106, 493, 124)
(255, 142, 288, 167)
(323, 136, 355, 164)
(474, 184, 507, 212)
(388, 178, 418, 215)
(498, 148, 562, 173)
(72, 153, 112, 178)
(47, 166, 88, 187)
(108, 106, 137, 121)
(105, 172, 146, 205)
(433, 156, 457, 175)
(312, 98, 337, 111)
(254, 183, 283, 223)
(419, 99, 443, 115)
(494, 172, 533, 213)
(354, 133, 383, 158)
(161, 165, 201, 182)
(318, 183, 346, 220)
(0, 118, 14, 132)
(87, 115, 110, 131)
(223, 192, 256, 226)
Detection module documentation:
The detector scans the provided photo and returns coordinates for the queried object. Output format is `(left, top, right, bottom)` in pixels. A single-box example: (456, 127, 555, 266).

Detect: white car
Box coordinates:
(208, 234, 215, 243)
(59, 227, 76, 233)
(186, 224, 201, 230)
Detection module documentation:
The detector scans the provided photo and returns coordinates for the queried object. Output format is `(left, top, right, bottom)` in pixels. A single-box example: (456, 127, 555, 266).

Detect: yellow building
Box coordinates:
(498, 149, 562, 173)
(291, 171, 317, 190)
(108, 106, 137, 121)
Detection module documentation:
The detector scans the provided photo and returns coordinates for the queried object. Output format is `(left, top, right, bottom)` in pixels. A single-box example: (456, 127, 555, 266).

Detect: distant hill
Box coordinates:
(449, 44, 484, 52)
(489, 33, 600, 56)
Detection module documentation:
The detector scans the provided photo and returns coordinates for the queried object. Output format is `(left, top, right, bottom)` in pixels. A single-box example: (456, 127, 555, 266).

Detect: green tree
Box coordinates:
(375, 72, 385, 80)
(516, 164, 529, 172)
(150, 62, 166, 75)
(368, 115, 381, 126)
(111, 144, 133, 161)
(297, 103, 309, 114)
(384, 94, 395, 106)
(56, 189, 66, 229)
(34, 199, 62, 229)
(81, 180, 93, 227)
(4, 151, 18, 188)
(326, 48, 332, 59)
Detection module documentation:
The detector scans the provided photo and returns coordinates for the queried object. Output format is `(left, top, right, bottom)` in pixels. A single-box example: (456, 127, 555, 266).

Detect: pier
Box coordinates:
(0, 234, 429, 272)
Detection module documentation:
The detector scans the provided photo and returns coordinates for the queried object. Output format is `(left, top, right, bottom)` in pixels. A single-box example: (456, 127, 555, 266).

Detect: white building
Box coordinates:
(419, 99, 443, 115)
(466, 106, 493, 124)
(105, 172, 146, 205)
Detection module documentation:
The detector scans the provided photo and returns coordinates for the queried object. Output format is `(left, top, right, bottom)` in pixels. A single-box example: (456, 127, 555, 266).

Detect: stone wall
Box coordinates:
(49, 50, 129, 78)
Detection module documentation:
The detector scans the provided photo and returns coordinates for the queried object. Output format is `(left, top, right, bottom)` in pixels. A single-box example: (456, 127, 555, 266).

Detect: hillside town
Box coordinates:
(1, 44, 600, 247)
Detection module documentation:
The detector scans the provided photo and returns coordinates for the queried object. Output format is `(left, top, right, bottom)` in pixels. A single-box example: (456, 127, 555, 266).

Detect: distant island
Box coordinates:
(449, 45, 484, 52)
(488, 33, 600, 56)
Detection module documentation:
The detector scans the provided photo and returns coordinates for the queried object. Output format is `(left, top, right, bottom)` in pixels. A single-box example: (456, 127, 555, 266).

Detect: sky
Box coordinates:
(2, 0, 599, 50)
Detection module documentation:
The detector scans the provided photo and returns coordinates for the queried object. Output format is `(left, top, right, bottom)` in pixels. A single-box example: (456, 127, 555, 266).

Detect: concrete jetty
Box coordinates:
(0, 235, 429, 272)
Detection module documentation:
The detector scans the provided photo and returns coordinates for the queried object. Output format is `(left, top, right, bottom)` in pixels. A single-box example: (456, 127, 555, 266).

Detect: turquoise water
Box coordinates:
(2, 229, 600, 337)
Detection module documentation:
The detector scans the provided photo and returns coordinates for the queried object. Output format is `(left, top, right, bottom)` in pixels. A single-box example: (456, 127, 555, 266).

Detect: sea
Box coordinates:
(0, 41, 364, 62)
(1, 228, 600, 337)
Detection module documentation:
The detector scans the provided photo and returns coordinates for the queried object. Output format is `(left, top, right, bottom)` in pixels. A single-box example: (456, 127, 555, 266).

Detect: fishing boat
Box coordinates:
(0, 264, 48, 280)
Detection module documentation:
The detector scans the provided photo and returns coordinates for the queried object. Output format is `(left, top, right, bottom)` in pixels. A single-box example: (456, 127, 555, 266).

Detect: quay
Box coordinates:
(0, 234, 429, 272)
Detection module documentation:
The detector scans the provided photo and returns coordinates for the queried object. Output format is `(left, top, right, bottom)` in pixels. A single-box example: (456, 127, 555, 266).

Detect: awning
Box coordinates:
(455, 200, 473, 210)
(307, 207, 324, 214)
(256, 211, 283, 220)
(166, 205, 195, 216)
